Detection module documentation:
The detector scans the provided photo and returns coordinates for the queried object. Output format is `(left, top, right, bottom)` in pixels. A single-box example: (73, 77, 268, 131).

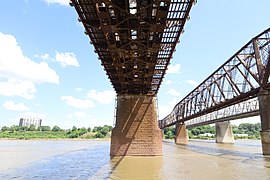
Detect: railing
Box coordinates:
(185, 98, 259, 128)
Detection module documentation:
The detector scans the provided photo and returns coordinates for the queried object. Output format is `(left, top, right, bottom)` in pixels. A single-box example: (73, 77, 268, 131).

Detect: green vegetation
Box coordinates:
(232, 123, 261, 139)
(0, 123, 261, 140)
(163, 127, 175, 139)
(0, 125, 113, 140)
(163, 123, 262, 140)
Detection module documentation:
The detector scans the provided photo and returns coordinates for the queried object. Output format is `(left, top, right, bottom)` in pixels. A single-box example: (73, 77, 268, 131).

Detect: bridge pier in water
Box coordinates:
(174, 123, 189, 145)
(215, 121, 235, 143)
(110, 95, 162, 156)
(258, 90, 270, 155)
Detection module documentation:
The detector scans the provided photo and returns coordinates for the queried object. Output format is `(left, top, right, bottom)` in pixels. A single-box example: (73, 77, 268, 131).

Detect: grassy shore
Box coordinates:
(0, 131, 111, 140)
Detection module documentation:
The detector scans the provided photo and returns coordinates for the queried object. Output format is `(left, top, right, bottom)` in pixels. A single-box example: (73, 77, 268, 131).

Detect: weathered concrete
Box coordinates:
(174, 123, 188, 145)
(215, 121, 235, 143)
(110, 95, 162, 156)
(258, 90, 270, 155)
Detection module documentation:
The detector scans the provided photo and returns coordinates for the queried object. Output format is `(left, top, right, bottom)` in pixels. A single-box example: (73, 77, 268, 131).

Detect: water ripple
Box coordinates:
(0, 143, 111, 180)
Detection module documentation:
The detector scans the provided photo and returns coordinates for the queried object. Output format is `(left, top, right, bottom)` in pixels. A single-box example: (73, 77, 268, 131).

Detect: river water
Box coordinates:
(0, 139, 270, 179)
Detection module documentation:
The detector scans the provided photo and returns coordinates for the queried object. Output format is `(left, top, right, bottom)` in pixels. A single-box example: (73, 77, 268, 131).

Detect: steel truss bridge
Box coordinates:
(70, 0, 194, 95)
(159, 28, 270, 129)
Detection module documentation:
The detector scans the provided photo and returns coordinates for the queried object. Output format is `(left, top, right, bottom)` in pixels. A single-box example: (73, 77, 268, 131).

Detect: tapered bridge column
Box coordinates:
(215, 121, 235, 143)
(174, 123, 189, 145)
(110, 94, 162, 156)
(258, 90, 270, 155)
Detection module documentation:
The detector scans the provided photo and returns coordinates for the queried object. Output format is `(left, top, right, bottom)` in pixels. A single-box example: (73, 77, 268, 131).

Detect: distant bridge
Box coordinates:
(159, 28, 270, 128)
(159, 27, 270, 155)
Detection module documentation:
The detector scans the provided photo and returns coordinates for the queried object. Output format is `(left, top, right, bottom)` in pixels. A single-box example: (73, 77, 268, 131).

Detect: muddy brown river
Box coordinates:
(0, 139, 270, 179)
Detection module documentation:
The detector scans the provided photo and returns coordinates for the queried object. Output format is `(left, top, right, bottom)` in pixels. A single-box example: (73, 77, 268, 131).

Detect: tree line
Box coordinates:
(163, 123, 261, 139)
(0, 125, 113, 139)
(0, 123, 261, 140)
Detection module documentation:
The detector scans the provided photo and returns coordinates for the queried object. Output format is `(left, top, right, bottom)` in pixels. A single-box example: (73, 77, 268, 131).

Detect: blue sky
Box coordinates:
(0, 0, 269, 129)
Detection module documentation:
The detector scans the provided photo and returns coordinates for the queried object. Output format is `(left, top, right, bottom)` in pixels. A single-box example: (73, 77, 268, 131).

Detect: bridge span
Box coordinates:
(70, 0, 270, 156)
(70, 0, 195, 155)
(159, 27, 270, 155)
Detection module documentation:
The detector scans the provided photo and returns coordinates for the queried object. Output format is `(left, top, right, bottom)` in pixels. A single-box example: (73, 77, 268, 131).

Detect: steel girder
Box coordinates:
(70, 0, 194, 95)
(159, 27, 270, 129)
(185, 98, 259, 128)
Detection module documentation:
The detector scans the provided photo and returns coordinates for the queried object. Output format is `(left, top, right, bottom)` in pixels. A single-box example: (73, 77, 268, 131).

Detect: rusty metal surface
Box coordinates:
(159, 27, 270, 128)
(70, 0, 194, 95)
(185, 98, 259, 128)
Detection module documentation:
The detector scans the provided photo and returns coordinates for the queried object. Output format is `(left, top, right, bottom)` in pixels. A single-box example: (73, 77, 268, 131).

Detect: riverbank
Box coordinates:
(0, 137, 111, 141)
(0, 125, 113, 139)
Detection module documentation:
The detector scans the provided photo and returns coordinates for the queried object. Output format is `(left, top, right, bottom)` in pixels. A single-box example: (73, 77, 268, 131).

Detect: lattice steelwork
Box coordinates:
(70, 0, 194, 95)
(185, 98, 259, 128)
(159, 27, 270, 128)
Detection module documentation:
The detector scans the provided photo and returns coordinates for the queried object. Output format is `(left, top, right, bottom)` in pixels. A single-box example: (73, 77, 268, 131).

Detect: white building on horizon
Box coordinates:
(19, 118, 42, 128)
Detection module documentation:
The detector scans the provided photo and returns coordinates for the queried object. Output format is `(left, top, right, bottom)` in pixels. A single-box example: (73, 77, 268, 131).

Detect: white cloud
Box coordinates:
(0, 80, 36, 99)
(169, 98, 180, 106)
(164, 80, 173, 85)
(0, 32, 59, 98)
(43, 0, 69, 6)
(35, 52, 79, 68)
(65, 114, 73, 119)
(21, 112, 46, 119)
(167, 64, 181, 74)
(75, 87, 83, 92)
(166, 88, 180, 96)
(61, 90, 114, 111)
(2, 101, 30, 111)
(36, 53, 51, 61)
(55, 52, 79, 67)
(186, 80, 199, 87)
(87, 90, 115, 104)
(158, 105, 173, 120)
(61, 95, 95, 109)
(65, 112, 88, 119)
(0, 33, 59, 84)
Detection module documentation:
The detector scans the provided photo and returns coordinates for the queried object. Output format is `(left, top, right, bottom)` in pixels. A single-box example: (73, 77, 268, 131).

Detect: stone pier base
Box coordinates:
(261, 131, 270, 155)
(215, 121, 235, 143)
(258, 90, 270, 155)
(174, 123, 188, 145)
(110, 95, 162, 156)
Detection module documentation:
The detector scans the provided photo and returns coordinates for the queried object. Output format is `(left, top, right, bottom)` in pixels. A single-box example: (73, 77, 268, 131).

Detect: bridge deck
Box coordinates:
(71, 0, 194, 95)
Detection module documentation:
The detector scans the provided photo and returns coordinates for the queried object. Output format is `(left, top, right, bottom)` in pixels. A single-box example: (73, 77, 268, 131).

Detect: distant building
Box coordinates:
(19, 118, 42, 128)
(234, 134, 248, 137)
(199, 133, 215, 137)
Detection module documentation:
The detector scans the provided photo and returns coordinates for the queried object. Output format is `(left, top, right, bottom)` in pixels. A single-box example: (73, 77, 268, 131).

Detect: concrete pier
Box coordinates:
(110, 95, 162, 156)
(258, 90, 270, 155)
(174, 123, 188, 145)
(215, 121, 235, 143)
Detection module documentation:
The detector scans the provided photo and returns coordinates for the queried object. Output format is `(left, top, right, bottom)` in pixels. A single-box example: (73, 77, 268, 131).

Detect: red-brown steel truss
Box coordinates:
(159, 27, 270, 128)
(70, 0, 194, 95)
